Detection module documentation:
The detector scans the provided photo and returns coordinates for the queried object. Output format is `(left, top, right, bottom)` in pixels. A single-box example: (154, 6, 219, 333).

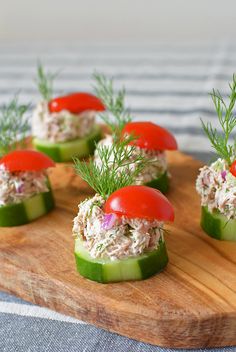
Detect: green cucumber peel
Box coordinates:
(74, 238, 168, 283)
(201, 206, 236, 241)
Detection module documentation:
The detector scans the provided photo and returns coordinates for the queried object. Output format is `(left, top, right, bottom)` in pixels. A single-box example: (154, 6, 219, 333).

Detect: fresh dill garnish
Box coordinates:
(201, 75, 236, 165)
(74, 137, 148, 199)
(93, 73, 132, 138)
(35, 62, 58, 101)
(0, 96, 30, 156)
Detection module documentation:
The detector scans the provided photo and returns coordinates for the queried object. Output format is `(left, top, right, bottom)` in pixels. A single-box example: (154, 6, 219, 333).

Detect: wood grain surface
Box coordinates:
(0, 150, 236, 348)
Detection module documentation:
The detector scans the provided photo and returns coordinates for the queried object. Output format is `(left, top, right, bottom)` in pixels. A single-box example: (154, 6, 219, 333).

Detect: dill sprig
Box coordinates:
(0, 96, 30, 156)
(93, 73, 132, 138)
(35, 62, 57, 101)
(201, 75, 236, 165)
(74, 137, 148, 199)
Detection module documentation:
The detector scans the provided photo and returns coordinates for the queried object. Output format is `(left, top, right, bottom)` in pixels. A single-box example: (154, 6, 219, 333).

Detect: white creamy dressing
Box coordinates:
(32, 101, 95, 143)
(196, 158, 236, 219)
(73, 194, 164, 261)
(94, 135, 168, 184)
(0, 164, 49, 206)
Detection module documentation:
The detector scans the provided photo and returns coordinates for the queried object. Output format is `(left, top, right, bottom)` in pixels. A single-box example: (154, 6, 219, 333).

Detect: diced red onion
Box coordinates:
(102, 213, 117, 230)
(221, 170, 227, 181)
(14, 181, 24, 193)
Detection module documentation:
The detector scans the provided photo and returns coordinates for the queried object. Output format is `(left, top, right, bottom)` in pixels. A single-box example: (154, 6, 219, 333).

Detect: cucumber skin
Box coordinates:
(201, 206, 236, 241)
(0, 200, 28, 227)
(145, 171, 169, 193)
(42, 190, 55, 213)
(0, 190, 55, 227)
(74, 239, 168, 283)
(33, 125, 102, 162)
(34, 143, 61, 162)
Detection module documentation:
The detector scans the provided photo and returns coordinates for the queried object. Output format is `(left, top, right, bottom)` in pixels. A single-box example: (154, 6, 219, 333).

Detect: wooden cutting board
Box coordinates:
(0, 150, 236, 349)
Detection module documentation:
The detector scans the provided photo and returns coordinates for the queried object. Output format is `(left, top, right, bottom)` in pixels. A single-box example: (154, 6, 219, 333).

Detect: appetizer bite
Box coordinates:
(93, 74, 178, 193)
(0, 98, 55, 227)
(73, 139, 174, 283)
(32, 64, 105, 162)
(0, 150, 55, 226)
(196, 76, 236, 241)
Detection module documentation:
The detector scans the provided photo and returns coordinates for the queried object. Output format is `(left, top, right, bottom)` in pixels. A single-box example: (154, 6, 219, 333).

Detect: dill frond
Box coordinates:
(201, 74, 236, 164)
(93, 73, 132, 138)
(35, 62, 57, 101)
(0, 96, 30, 156)
(74, 137, 148, 199)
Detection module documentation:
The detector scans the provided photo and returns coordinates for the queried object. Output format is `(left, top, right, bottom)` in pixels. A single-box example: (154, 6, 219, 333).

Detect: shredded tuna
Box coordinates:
(94, 135, 168, 184)
(196, 158, 236, 219)
(32, 101, 95, 143)
(73, 194, 164, 261)
(0, 164, 49, 206)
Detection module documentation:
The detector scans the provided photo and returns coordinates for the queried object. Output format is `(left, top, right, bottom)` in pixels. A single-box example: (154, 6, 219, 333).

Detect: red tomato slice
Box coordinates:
(104, 185, 174, 222)
(48, 92, 105, 114)
(230, 160, 236, 177)
(121, 121, 178, 151)
(0, 150, 55, 172)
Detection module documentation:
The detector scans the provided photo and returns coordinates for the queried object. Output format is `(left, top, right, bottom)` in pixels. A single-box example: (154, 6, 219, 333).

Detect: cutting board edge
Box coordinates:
(1, 260, 236, 349)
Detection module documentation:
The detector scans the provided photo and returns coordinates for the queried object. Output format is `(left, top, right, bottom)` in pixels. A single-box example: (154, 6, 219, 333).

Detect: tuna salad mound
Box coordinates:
(73, 194, 164, 261)
(32, 101, 95, 143)
(94, 135, 168, 185)
(0, 164, 49, 206)
(196, 158, 236, 220)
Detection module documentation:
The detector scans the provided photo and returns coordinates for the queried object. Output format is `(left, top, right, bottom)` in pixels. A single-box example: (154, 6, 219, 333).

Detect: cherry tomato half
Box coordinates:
(121, 121, 178, 151)
(0, 150, 55, 172)
(48, 92, 105, 114)
(230, 160, 236, 177)
(104, 185, 174, 222)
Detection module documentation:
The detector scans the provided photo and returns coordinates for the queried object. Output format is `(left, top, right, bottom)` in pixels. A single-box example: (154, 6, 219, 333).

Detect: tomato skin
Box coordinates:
(104, 185, 174, 222)
(121, 121, 177, 151)
(230, 160, 236, 177)
(0, 150, 55, 172)
(48, 92, 105, 114)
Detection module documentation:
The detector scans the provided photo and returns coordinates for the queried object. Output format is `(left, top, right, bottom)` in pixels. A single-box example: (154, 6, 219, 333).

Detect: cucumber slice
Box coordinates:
(0, 189, 55, 227)
(74, 238, 168, 283)
(201, 206, 236, 241)
(145, 171, 169, 193)
(33, 125, 102, 162)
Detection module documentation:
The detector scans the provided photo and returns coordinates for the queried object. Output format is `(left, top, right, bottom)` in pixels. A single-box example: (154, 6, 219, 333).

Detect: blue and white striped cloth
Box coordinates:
(0, 42, 235, 352)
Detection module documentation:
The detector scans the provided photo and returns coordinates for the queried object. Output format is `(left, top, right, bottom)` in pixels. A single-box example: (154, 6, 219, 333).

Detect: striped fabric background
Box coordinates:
(0, 42, 235, 352)
(1, 42, 235, 158)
